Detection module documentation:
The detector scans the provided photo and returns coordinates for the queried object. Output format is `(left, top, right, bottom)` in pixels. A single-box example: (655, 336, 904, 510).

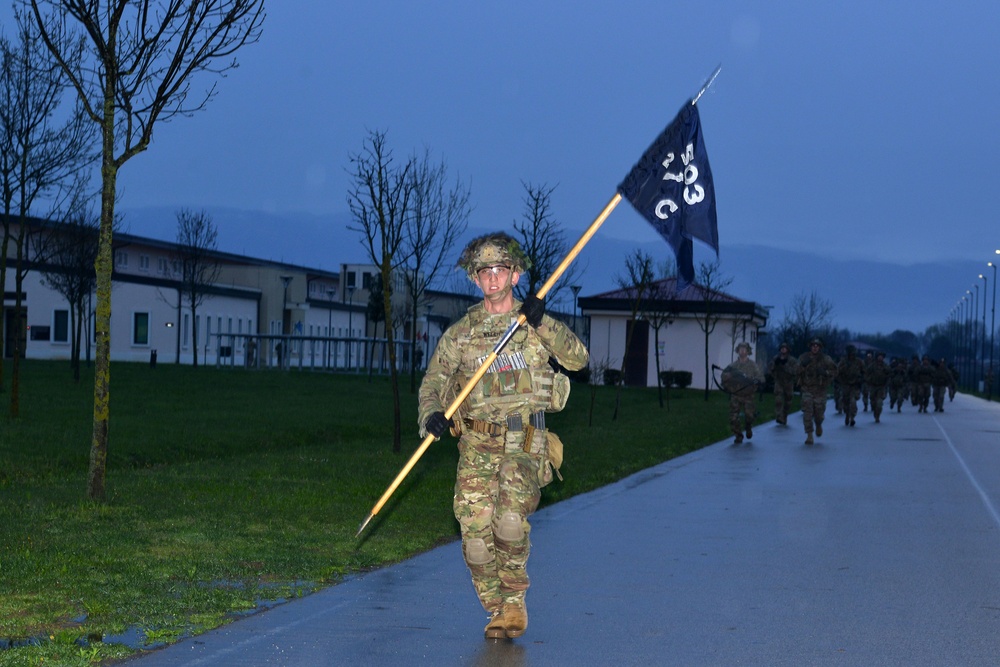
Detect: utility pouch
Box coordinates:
(547, 372, 571, 412)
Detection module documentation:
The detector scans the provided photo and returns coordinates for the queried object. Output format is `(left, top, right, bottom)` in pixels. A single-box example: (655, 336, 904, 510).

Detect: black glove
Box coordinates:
(520, 293, 545, 328)
(425, 411, 453, 438)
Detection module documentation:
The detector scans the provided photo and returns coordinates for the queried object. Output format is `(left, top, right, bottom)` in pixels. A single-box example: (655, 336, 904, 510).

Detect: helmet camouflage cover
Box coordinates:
(457, 232, 531, 279)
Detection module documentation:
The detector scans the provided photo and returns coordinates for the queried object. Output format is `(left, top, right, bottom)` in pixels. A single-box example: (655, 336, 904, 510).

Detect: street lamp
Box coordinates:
(425, 302, 434, 368)
(964, 293, 972, 390)
(974, 284, 980, 390)
(570, 285, 582, 335)
(346, 286, 356, 370)
(327, 287, 335, 368)
(980, 274, 988, 387)
(991, 254, 999, 400)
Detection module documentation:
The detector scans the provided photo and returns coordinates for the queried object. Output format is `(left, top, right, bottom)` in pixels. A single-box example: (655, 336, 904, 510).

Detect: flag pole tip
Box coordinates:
(356, 513, 373, 538)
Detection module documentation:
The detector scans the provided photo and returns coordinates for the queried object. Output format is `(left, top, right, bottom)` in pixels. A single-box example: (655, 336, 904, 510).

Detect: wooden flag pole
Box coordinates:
(356, 192, 623, 537)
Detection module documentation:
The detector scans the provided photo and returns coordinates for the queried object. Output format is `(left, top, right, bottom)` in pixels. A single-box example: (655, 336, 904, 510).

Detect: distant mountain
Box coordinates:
(120, 206, 980, 336)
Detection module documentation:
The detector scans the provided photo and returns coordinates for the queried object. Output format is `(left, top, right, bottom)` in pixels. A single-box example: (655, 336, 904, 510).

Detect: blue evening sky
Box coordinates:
(2, 1, 998, 334)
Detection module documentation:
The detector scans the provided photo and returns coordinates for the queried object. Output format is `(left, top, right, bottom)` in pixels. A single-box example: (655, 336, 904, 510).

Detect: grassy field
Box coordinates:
(0, 360, 785, 666)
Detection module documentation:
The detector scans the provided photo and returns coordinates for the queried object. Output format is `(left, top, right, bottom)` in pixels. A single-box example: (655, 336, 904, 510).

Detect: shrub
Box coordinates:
(603, 369, 623, 386)
(673, 370, 693, 388)
(658, 371, 674, 387)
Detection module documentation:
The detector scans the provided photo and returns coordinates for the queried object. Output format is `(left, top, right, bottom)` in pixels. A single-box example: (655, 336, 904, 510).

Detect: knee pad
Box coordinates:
(495, 511, 524, 542)
(465, 537, 493, 566)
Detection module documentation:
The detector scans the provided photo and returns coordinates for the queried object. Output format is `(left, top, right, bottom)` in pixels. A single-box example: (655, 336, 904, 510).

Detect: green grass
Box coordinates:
(0, 360, 787, 666)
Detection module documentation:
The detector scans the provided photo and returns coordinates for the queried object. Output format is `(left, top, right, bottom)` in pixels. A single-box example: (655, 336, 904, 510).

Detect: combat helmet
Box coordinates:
(736, 341, 752, 354)
(457, 232, 531, 281)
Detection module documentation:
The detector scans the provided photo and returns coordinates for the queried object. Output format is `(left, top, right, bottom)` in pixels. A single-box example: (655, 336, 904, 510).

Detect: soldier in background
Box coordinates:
(797, 338, 837, 445)
(418, 233, 588, 641)
(948, 363, 959, 401)
(914, 355, 934, 413)
(722, 341, 764, 444)
(908, 355, 921, 407)
(768, 341, 799, 426)
(866, 351, 890, 423)
(861, 350, 874, 412)
(932, 358, 952, 412)
(837, 345, 865, 427)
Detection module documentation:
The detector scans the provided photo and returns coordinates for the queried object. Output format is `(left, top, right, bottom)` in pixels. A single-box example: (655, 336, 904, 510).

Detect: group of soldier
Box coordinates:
(724, 339, 959, 447)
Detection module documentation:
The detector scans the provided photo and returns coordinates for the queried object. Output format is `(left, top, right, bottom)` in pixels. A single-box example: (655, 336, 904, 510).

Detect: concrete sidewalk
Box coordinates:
(125, 394, 1000, 666)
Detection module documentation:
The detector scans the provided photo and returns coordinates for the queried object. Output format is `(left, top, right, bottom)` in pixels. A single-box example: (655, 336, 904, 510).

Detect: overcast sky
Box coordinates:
(3, 1, 999, 335)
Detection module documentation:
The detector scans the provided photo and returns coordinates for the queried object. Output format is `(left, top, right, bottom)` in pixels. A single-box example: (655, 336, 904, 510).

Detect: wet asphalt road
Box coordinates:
(124, 393, 1000, 666)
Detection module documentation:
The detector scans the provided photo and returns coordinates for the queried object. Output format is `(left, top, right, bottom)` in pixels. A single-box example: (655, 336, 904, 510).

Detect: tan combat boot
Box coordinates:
(484, 610, 506, 640)
(502, 600, 528, 638)
(816, 422, 823, 437)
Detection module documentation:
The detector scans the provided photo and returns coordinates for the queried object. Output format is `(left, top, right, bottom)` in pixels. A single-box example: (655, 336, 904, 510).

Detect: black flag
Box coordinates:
(617, 101, 718, 286)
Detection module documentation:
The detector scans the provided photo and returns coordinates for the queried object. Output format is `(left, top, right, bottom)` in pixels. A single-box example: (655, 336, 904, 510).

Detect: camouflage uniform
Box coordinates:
(418, 236, 588, 631)
(861, 351, 874, 411)
(797, 340, 837, 444)
(931, 358, 952, 412)
(915, 356, 933, 413)
(836, 346, 865, 426)
(888, 359, 906, 411)
(865, 353, 890, 422)
(768, 343, 799, 425)
(722, 346, 764, 444)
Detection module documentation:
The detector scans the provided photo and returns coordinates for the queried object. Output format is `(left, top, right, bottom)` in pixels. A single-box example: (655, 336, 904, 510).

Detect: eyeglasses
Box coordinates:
(476, 265, 511, 280)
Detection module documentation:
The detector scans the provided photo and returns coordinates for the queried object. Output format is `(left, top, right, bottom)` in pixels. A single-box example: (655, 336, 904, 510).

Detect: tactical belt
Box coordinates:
(463, 412, 545, 437)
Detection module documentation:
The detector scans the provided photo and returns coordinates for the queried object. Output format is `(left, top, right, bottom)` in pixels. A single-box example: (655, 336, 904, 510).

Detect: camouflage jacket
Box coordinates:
(865, 360, 890, 388)
(837, 356, 865, 388)
(768, 354, 799, 385)
(721, 358, 764, 397)
(417, 300, 589, 437)
(797, 351, 837, 393)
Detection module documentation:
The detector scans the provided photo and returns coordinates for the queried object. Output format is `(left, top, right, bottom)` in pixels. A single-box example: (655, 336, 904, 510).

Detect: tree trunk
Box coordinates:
(87, 118, 117, 502)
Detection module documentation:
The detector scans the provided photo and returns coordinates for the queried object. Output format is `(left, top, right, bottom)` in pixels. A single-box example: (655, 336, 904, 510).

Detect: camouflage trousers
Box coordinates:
(841, 385, 860, 421)
(915, 383, 931, 410)
(869, 386, 886, 418)
(800, 389, 828, 434)
(454, 428, 545, 614)
(773, 380, 795, 422)
(933, 385, 947, 411)
(728, 393, 757, 435)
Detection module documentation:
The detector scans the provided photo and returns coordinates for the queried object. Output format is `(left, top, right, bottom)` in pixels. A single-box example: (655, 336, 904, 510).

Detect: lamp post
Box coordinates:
(278, 275, 293, 369)
(327, 287, 335, 369)
(991, 253, 999, 400)
(980, 274, 988, 388)
(974, 284, 981, 391)
(570, 285, 582, 335)
(347, 286, 356, 370)
(964, 293, 971, 390)
(425, 302, 434, 368)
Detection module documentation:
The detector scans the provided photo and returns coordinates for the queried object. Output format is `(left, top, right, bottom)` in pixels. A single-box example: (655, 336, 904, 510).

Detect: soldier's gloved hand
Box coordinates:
(520, 294, 545, 328)
(425, 411, 453, 439)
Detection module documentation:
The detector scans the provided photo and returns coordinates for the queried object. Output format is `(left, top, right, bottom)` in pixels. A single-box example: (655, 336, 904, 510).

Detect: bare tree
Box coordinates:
(0, 12, 94, 416)
(401, 147, 470, 392)
(642, 259, 680, 409)
(175, 209, 221, 367)
(512, 181, 583, 305)
(347, 129, 414, 453)
(25, 0, 265, 500)
(37, 197, 99, 382)
(612, 249, 655, 420)
(693, 260, 733, 401)
(775, 290, 834, 355)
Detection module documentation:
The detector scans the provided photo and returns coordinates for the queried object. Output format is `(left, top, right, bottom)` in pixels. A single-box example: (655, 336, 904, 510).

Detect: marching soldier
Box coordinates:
(418, 233, 589, 641)
(722, 341, 764, 444)
(797, 338, 837, 445)
(866, 351, 890, 423)
(837, 345, 865, 427)
(768, 341, 799, 426)
(932, 358, 952, 412)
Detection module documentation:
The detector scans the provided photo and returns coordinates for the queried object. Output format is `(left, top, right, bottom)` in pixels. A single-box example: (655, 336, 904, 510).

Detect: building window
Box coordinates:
(346, 271, 356, 289)
(362, 272, 373, 289)
(133, 312, 150, 346)
(115, 250, 128, 269)
(158, 257, 169, 275)
(139, 254, 150, 271)
(53, 309, 70, 343)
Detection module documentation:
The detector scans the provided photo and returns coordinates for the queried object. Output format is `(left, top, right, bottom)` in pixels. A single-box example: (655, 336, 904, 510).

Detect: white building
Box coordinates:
(3, 217, 477, 369)
(579, 278, 769, 390)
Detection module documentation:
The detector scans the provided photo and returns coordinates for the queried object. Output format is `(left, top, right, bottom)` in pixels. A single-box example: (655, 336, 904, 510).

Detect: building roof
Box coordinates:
(579, 277, 769, 322)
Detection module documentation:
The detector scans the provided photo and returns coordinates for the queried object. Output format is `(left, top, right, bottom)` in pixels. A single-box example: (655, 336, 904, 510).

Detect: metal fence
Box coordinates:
(208, 333, 427, 374)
